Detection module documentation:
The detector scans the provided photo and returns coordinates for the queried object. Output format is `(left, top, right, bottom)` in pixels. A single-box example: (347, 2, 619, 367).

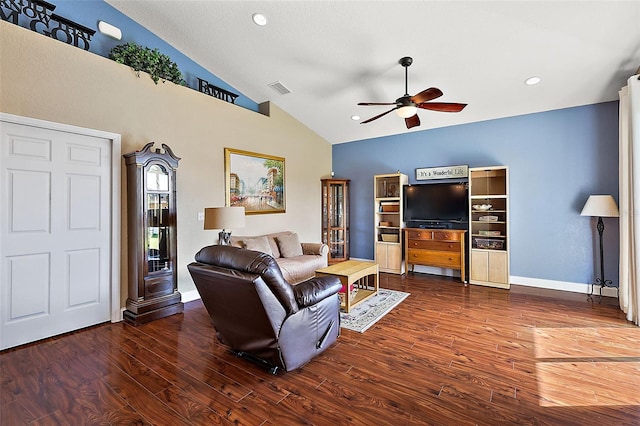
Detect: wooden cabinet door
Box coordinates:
(488, 251, 508, 283)
(375, 243, 388, 269)
(386, 244, 402, 271)
(471, 250, 508, 286)
(470, 250, 488, 282)
(376, 243, 402, 273)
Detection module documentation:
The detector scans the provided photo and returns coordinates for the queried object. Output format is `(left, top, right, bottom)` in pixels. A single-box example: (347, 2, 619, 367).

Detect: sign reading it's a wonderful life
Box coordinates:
(416, 165, 468, 181)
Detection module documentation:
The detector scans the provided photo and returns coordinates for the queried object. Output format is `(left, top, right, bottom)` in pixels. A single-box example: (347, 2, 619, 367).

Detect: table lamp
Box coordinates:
(580, 194, 619, 302)
(204, 206, 245, 245)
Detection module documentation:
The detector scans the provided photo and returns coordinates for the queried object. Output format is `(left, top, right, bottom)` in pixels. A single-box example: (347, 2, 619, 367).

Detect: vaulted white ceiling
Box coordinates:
(107, 1, 640, 144)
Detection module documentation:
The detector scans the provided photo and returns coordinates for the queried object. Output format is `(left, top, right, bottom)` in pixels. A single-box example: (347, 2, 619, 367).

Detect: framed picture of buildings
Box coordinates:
(224, 148, 285, 214)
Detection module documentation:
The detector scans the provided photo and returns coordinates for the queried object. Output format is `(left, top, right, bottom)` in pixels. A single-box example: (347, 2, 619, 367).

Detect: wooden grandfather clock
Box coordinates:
(123, 142, 183, 325)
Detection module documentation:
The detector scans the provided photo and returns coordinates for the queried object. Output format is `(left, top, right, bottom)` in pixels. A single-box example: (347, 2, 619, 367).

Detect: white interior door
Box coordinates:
(1, 118, 118, 350)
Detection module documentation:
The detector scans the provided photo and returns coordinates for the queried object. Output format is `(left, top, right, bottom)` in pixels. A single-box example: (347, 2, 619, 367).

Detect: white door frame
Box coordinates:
(0, 113, 121, 322)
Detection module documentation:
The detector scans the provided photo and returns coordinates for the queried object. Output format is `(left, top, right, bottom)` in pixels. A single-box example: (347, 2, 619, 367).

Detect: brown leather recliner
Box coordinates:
(187, 245, 342, 373)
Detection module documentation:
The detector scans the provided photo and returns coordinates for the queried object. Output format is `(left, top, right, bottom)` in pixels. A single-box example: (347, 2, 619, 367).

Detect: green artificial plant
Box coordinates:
(109, 42, 186, 86)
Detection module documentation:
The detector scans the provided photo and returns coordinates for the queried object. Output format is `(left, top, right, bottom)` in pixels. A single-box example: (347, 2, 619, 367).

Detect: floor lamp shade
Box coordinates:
(204, 207, 245, 245)
(580, 195, 620, 218)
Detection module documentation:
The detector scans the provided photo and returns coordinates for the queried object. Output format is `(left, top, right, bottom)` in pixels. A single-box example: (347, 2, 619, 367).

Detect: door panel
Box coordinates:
(67, 248, 101, 307)
(1, 122, 112, 349)
(9, 169, 50, 233)
(7, 253, 50, 320)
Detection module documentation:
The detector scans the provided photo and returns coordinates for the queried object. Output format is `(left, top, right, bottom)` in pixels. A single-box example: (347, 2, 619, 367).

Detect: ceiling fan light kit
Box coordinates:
(358, 56, 467, 129)
(396, 105, 418, 118)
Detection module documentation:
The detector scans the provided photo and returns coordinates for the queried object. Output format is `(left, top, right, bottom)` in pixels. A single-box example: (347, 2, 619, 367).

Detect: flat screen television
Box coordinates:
(403, 182, 468, 223)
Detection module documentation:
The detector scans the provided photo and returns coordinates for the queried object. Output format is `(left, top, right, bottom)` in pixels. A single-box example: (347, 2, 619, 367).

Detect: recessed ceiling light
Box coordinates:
(525, 76, 541, 86)
(252, 13, 267, 26)
(351, 115, 360, 121)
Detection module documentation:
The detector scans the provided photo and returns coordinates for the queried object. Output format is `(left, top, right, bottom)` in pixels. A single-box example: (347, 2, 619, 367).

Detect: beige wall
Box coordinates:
(0, 22, 333, 306)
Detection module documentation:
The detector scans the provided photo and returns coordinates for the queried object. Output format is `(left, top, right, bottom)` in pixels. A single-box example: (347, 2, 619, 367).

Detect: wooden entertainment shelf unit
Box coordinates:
(404, 228, 466, 283)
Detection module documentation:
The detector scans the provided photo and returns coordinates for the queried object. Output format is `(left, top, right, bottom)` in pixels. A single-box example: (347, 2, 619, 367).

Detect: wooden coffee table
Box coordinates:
(316, 260, 379, 313)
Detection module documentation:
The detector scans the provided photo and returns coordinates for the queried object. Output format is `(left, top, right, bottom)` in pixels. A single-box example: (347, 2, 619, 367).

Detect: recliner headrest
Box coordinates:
(194, 245, 298, 313)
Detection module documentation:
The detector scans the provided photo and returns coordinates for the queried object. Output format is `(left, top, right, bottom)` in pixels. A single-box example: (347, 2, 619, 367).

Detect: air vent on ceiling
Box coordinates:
(268, 81, 291, 95)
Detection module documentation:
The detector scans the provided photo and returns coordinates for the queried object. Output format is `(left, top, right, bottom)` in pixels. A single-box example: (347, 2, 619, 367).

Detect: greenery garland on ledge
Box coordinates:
(109, 42, 186, 86)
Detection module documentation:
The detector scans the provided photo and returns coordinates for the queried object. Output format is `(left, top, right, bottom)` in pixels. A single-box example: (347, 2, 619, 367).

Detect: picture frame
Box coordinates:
(224, 148, 285, 214)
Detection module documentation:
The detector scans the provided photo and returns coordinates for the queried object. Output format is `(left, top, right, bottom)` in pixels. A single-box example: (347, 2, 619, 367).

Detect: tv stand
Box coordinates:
(404, 228, 466, 283)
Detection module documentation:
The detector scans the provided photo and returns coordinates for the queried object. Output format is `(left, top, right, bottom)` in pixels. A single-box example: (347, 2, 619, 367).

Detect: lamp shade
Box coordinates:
(204, 207, 245, 230)
(580, 195, 620, 217)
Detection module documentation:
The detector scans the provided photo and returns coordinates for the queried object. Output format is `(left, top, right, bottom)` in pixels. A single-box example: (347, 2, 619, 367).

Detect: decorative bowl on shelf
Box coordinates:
(472, 204, 492, 211)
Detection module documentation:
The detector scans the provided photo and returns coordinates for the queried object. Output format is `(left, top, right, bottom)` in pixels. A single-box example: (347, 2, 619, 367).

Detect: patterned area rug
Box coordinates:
(340, 289, 410, 333)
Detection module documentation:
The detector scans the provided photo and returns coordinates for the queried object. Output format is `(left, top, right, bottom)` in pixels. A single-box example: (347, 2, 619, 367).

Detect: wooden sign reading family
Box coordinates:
(197, 78, 239, 104)
(416, 165, 468, 181)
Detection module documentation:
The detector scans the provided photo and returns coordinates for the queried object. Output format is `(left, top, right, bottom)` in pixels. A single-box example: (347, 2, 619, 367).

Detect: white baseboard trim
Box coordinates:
(182, 289, 201, 303)
(510, 275, 619, 297)
(353, 257, 617, 297)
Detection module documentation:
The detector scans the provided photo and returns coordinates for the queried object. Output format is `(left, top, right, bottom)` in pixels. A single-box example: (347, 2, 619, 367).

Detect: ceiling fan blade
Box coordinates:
(411, 87, 443, 104)
(361, 107, 398, 124)
(405, 114, 420, 129)
(358, 102, 398, 106)
(418, 102, 467, 112)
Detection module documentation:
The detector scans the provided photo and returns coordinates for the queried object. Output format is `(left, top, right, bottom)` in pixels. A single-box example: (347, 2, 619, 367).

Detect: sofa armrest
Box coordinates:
(293, 276, 342, 308)
(301, 243, 329, 256)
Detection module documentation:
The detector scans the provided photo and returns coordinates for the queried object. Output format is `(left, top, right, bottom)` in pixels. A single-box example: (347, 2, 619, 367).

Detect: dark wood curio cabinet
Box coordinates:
(123, 142, 183, 325)
(321, 178, 350, 264)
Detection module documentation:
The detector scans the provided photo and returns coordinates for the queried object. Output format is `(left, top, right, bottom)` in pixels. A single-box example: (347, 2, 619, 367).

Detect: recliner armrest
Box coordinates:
(293, 276, 342, 308)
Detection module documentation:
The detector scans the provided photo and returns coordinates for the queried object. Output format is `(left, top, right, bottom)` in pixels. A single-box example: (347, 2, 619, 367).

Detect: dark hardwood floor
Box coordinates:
(2, 273, 639, 425)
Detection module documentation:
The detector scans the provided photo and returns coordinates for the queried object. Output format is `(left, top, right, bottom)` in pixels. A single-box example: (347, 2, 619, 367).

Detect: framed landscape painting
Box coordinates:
(224, 148, 285, 214)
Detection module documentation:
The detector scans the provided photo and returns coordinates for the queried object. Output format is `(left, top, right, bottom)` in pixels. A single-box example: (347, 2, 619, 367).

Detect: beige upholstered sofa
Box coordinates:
(230, 231, 328, 284)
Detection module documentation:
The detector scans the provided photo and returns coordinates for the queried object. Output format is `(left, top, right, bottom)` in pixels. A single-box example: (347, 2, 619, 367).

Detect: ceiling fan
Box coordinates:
(358, 57, 467, 129)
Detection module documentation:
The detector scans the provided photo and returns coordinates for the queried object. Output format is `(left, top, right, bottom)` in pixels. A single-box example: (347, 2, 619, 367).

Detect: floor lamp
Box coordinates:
(580, 195, 620, 302)
(204, 206, 245, 245)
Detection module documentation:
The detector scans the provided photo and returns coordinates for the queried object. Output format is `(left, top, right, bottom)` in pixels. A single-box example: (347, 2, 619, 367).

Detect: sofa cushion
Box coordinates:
(276, 255, 327, 285)
(233, 234, 283, 258)
(276, 232, 303, 258)
(243, 235, 273, 256)
(265, 234, 282, 258)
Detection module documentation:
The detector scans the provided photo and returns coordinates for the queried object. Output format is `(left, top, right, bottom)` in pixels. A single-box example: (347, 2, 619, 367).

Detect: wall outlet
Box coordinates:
(197, 212, 204, 221)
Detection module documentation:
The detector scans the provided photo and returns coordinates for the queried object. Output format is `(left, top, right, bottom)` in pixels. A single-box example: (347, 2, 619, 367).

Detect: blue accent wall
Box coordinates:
(16, 0, 259, 112)
(333, 102, 620, 285)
